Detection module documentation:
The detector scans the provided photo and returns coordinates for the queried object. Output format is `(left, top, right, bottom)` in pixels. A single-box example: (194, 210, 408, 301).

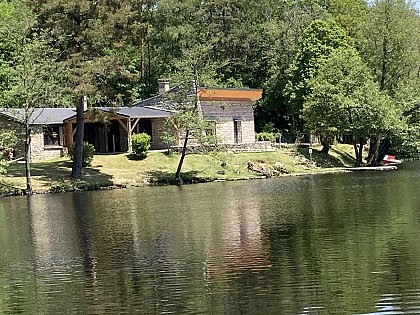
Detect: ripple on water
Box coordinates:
(357, 290, 420, 315)
(2, 163, 420, 314)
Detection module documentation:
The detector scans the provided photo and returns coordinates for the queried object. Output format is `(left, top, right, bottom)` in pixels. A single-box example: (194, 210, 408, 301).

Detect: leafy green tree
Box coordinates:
(0, 1, 64, 194)
(160, 43, 222, 184)
(254, 0, 327, 133)
(5, 36, 65, 194)
(360, 0, 420, 94)
(326, 0, 368, 42)
(0, 1, 33, 106)
(356, 0, 420, 163)
(28, 0, 145, 178)
(284, 19, 349, 133)
(302, 47, 401, 165)
(0, 130, 17, 176)
(391, 80, 420, 158)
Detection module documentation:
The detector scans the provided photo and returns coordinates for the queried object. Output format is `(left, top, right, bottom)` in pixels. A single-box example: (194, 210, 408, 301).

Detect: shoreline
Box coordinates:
(0, 164, 397, 198)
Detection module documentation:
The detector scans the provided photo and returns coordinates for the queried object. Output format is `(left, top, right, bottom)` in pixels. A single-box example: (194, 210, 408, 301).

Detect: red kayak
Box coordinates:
(382, 155, 402, 165)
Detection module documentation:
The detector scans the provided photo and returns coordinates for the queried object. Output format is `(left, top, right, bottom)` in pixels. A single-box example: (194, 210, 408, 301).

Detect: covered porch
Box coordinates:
(63, 107, 172, 153)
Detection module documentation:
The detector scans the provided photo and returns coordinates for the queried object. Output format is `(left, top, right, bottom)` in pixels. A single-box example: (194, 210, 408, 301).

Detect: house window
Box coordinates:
(43, 126, 61, 146)
(234, 119, 242, 144)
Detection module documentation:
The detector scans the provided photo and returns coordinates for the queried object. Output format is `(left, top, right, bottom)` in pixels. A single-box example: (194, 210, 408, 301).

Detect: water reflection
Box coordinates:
(1, 162, 420, 313)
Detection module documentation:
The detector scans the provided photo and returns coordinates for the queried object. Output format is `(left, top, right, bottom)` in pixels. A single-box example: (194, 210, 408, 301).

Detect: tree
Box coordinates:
(0, 130, 17, 176)
(360, 0, 420, 95)
(158, 42, 222, 184)
(284, 19, 350, 133)
(355, 0, 420, 163)
(391, 80, 420, 158)
(302, 47, 401, 165)
(28, 0, 144, 178)
(5, 37, 64, 194)
(254, 0, 327, 133)
(0, 1, 64, 194)
(0, 1, 33, 106)
(326, 0, 368, 42)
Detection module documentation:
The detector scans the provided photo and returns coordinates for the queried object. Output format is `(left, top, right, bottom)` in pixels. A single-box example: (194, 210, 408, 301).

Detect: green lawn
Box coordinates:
(0, 145, 356, 194)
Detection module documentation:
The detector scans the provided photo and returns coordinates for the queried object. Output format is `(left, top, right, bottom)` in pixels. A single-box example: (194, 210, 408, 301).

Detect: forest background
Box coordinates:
(1, 0, 420, 167)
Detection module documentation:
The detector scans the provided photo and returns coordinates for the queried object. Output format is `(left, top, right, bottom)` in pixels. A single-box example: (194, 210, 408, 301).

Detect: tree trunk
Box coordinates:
(367, 137, 380, 165)
(367, 137, 391, 166)
(321, 145, 330, 155)
(377, 138, 391, 162)
(140, 36, 145, 83)
(174, 129, 189, 185)
(320, 135, 332, 154)
(173, 75, 199, 184)
(71, 97, 85, 178)
(353, 141, 364, 167)
(357, 141, 364, 167)
(25, 121, 32, 195)
(353, 142, 359, 166)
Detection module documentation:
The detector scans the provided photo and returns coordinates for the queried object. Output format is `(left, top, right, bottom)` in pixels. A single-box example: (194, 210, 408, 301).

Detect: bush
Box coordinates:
(131, 133, 151, 160)
(68, 141, 95, 167)
(256, 132, 276, 143)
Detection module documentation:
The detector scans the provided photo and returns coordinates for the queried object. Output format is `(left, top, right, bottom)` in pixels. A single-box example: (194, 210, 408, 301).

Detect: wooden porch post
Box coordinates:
(64, 121, 74, 148)
(127, 119, 132, 152)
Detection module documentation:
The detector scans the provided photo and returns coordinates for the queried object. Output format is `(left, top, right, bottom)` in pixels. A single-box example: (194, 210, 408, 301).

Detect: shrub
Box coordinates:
(256, 132, 276, 143)
(131, 133, 151, 160)
(68, 141, 95, 167)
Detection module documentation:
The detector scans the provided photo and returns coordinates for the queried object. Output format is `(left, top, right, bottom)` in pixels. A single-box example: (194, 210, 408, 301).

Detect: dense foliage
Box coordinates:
(131, 133, 151, 160)
(0, 0, 419, 163)
(68, 142, 95, 167)
(303, 46, 401, 165)
(0, 129, 17, 175)
(256, 132, 277, 143)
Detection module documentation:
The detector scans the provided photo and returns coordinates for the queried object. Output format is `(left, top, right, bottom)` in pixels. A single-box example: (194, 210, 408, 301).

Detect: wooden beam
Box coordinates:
(127, 119, 132, 152)
(130, 117, 140, 133)
(65, 122, 73, 148)
(117, 118, 128, 132)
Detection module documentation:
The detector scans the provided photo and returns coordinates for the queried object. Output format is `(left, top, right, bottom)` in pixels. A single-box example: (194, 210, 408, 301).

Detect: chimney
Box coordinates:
(158, 80, 170, 95)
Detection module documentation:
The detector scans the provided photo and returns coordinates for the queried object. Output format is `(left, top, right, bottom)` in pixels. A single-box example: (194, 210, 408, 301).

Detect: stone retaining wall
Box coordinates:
(225, 141, 273, 152)
(171, 141, 273, 154)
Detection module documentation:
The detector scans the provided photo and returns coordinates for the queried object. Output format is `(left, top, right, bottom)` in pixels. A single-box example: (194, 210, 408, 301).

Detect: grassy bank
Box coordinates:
(0, 144, 356, 195)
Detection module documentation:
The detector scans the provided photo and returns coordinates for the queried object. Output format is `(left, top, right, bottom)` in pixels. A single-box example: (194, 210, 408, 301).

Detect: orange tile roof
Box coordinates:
(198, 88, 262, 101)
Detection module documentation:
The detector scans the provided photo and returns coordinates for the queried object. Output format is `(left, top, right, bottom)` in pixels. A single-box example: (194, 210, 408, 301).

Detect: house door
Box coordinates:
(234, 120, 242, 144)
(135, 119, 153, 141)
(107, 120, 121, 152)
(83, 123, 100, 151)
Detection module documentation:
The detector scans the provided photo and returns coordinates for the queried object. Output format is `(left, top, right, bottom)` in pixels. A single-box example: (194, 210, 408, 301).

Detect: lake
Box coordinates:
(1, 162, 420, 314)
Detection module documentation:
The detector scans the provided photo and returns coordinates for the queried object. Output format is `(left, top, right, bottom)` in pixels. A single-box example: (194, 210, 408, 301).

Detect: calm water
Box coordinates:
(1, 162, 420, 314)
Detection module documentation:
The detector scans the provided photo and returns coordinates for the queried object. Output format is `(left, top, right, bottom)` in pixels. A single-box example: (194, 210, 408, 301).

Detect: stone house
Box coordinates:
(0, 83, 262, 161)
(0, 108, 75, 161)
(0, 106, 173, 161)
(137, 81, 263, 146)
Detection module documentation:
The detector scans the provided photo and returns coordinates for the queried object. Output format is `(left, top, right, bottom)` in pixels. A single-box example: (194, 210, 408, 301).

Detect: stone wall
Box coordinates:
(171, 141, 273, 154)
(119, 124, 129, 152)
(30, 125, 65, 161)
(200, 100, 255, 144)
(226, 141, 273, 152)
(151, 118, 169, 149)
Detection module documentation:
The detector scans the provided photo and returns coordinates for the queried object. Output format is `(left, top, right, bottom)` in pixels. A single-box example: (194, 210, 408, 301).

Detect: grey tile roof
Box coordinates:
(116, 106, 173, 118)
(0, 108, 76, 125)
(0, 105, 173, 125)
